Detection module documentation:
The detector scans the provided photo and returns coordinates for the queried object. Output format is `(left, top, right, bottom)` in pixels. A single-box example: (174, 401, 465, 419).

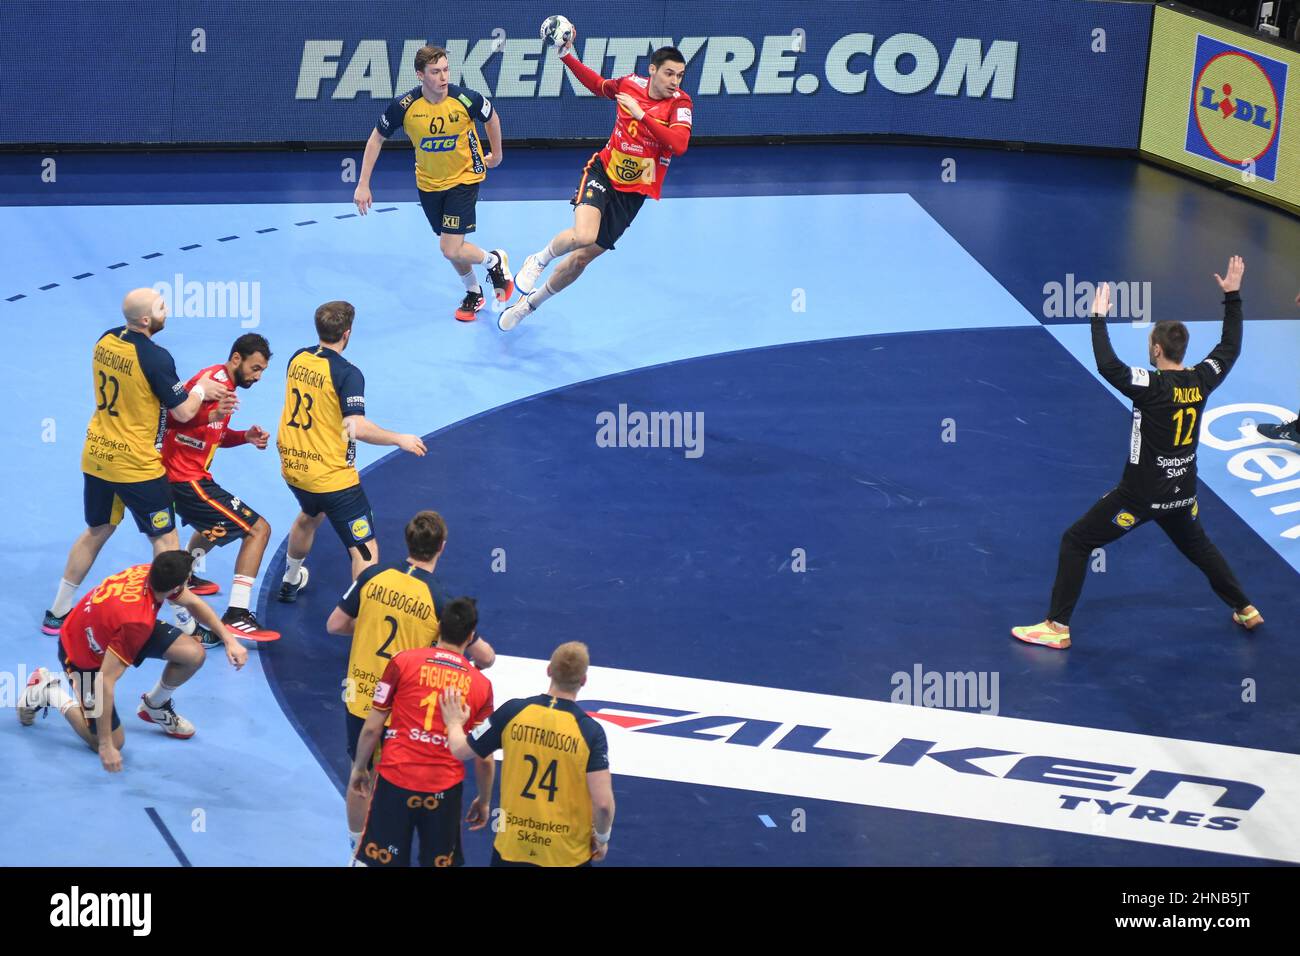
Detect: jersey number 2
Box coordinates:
(376, 615, 398, 660)
(521, 755, 558, 802)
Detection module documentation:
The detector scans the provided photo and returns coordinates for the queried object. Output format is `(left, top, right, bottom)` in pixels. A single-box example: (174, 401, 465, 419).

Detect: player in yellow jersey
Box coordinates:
(354, 45, 514, 323)
(276, 301, 427, 597)
(442, 641, 616, 867)
(43, 289, 234, 635)
(326, 509, 496, 853)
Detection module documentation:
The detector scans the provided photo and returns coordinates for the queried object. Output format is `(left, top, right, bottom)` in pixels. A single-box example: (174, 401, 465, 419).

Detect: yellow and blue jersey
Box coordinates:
(81, 326, 188, 482)
(338, 563, 451, 720)
(377, 84, 493, 192)
(468, 694, 610, 867)
(276, 345, 365, 493)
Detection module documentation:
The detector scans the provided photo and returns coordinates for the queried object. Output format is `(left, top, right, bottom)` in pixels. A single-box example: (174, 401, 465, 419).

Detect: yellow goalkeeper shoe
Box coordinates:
(1232, 606, 1263, 631)
(1011, 620, 1071, 649)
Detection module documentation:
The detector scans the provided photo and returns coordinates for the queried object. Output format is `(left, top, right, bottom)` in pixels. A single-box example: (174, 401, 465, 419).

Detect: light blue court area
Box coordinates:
(1049, 320, 1300, 576)
(0, 191, 1033, 866)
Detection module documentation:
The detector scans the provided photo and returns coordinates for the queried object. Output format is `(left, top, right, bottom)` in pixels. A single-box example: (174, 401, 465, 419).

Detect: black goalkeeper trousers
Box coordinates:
(1047, 489, 1251, 626)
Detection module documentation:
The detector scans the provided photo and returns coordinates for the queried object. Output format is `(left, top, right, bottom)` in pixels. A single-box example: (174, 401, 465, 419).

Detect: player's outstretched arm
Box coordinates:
(561, 47, 617, 98)
(1202, 256, 1245, 386)
(170, 372, 232, 424)
(1088, 282, 1148, 400)
(354, 129, 385, 215)
(347, 416, 426, 456)
(172, 588, 247, 669)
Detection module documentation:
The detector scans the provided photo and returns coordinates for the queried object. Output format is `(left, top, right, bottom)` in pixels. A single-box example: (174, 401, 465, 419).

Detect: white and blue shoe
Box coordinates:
(498, 295, 535, 332)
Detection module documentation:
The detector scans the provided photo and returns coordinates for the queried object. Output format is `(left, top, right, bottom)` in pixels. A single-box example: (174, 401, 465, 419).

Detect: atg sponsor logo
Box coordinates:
(419, 134, 458, 152)
(1185, 34, 1288, 181)
(584, 700, 1260, 832)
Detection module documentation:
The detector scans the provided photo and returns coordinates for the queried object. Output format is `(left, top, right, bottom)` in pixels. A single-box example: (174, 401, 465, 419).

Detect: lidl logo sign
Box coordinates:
(1185, 34, 1288, 181)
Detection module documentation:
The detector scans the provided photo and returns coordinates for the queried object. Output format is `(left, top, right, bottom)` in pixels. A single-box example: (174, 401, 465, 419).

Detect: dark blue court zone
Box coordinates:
(262, 327, 1300, 866)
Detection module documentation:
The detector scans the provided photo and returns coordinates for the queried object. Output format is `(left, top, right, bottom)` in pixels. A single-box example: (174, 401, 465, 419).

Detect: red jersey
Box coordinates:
(371, 646, 493, 793)
(562, 54, 692, 200)
(161, 365, 246, 482)
(60, 565, 163, 670)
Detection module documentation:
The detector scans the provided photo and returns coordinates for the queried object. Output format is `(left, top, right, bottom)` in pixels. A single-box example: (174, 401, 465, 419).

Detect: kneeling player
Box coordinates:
(17, 552, 247, 773)
(164, 333, 279, 641)
(348, 598, 493, 867)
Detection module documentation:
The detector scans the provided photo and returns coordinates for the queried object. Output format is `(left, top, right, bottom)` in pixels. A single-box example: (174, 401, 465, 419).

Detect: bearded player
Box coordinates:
(498, 25, 692, 332)
(163, 333, 279, 642)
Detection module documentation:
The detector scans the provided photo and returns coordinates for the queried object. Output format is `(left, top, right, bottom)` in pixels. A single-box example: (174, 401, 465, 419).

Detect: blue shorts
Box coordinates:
(83, 473, 175, 537)
(289, 482, 376, 550)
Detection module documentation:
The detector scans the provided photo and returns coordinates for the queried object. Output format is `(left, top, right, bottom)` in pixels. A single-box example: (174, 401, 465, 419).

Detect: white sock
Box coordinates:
(174, 607, 198, 636)
(458, 269, 481, 294)
(48, 681, 76, 715)
(230, 574, 254, 611)
(284, 556, 305, 585)
(145, 679, 179, 709)
(51, 579, 78, 618)
(349, 830, 362, 850)
(479, 249, 498, 269)
(536, 239, 558, 267)
(527, 280, 558, 310)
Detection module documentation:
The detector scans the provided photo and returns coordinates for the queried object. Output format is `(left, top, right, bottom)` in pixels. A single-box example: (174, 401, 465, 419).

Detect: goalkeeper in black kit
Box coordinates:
(1012, 256, 1263, 649)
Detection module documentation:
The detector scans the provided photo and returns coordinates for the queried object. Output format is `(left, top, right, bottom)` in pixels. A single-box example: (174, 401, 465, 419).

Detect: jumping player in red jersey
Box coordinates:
(162, 334, 279, 642)
(16, 552, 247, 773)
(348, 597, 494, 867)
(497, 39, 692, 331)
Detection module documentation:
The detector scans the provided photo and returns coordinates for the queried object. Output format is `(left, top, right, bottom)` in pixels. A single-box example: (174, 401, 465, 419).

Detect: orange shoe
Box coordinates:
(454, 290, 485, 322)
(1232, 606, 1263, 631)
(1011, 620, 1071, 649)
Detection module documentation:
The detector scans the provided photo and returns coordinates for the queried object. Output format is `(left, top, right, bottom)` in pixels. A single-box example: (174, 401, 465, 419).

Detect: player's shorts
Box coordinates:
(344, 710, 383, 769)
(353, 776, 464, 868)
(571, 155, 646, 251)
(83, 472, 175, 537)
(288, 482, 376, 550)
(170, 478, 260, 549)
(490, 847, 592, 868)
(57, 621, 182, 735)
(418, 183, 478, 236)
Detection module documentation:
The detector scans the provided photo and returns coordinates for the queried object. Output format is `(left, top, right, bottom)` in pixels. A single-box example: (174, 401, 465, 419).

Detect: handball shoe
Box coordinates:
(514, 253, 545, 295)
(486, 250, 514, 302)
(454, 290, 485, 322)
(222, 607, 280, 642)
(41, 609, 66, 636)
(137, 695, 196, 739)
(498, 295, 535, 332)
(196, 625, 221, 650)
(1232, 606, 1264, 631)
(277, 566, 309, 603)
(1257, 420, 1300, 444)
(1011, 621, 1071, 650)
(187, 575, 220, 596)
(18, 667, 60, 726)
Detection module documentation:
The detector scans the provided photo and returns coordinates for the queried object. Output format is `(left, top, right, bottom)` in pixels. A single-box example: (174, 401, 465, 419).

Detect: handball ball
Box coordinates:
(541, 15, 576, 53)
